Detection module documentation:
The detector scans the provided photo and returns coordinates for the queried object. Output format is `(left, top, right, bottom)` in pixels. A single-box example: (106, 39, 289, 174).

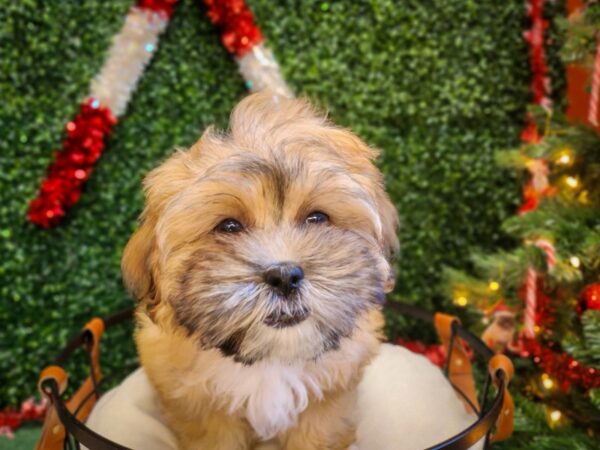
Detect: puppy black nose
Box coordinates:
(264, 263, 304, 296)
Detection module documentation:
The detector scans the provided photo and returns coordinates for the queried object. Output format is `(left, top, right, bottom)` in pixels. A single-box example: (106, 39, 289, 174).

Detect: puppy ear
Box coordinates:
(376, 190, 399, 293)
(376, 190, 399, 262)
(320, 123, 399, 289)
(325, 128, 399, 259)
(121, 141, 205, 306)
(121, 219, 158, 304)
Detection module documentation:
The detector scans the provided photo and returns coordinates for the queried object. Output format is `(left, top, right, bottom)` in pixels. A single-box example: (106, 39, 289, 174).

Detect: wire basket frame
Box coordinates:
(37, 304, 513, 450)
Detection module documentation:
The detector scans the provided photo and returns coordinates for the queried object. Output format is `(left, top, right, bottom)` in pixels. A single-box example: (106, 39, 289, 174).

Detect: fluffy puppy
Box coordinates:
(121, 92, 399, 450)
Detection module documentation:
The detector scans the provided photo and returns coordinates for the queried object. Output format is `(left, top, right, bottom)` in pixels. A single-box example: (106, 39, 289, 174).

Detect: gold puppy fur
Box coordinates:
(121, 92, 399, 450)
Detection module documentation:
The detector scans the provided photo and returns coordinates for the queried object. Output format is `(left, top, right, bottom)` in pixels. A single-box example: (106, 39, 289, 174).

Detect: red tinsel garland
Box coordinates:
(27, 99, 117, 228)
(514, 280, 600, 392)
(204, 0, 263, 56)
(27, 0, 178, 228)
(0, 398, 47, 438)
(515, 0, 600, 394)
(398, 339, 476, 370)
(137, 0, 179, 17)
(28, 0, 274, 227)
(397, 339, 447, 368)
(524, 0, 551, 110)
(519, 0, 552, 211)
(523, 338, 600, 392)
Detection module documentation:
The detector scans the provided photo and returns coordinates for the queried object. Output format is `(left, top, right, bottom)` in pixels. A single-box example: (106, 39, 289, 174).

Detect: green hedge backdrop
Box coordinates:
(0, 0, 564, 408)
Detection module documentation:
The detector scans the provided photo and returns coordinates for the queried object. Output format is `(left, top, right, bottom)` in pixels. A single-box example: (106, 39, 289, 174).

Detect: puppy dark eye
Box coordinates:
(305, 211, 329, 225)
(216, 218, 243, 233)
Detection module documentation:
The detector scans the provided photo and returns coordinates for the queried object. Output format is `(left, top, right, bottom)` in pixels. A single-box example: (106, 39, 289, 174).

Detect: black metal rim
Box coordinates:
(45, 304, 507, 450)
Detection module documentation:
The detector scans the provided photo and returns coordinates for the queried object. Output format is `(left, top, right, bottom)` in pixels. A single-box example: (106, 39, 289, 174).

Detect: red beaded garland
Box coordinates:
(27, 99, 117, 228)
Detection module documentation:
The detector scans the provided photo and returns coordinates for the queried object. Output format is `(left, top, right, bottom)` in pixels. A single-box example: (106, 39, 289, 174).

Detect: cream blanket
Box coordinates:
(86, 344, 481, 450)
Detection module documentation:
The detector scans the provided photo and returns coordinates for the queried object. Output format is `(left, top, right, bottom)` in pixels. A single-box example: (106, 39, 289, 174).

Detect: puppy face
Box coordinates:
(123, 93, 399, 365)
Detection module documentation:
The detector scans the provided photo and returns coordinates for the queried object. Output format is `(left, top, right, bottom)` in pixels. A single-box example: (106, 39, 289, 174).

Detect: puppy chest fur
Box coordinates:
(137, 309, 382, 443)
(123, 92, 399, 449)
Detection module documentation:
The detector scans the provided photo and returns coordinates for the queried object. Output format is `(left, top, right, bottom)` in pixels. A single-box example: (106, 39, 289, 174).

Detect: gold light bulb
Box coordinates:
(570, 256, 581, 268)
(565, 176, 579, 188)
(454, 296, 468, 307)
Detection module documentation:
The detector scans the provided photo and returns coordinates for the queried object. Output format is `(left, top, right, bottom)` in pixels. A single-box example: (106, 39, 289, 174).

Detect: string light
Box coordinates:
(565, 176, 579, 188)
(549, 410, 562, 423)
(555, 148, 574, 166)
(557, 153, 571, 165)
(545, 406, 567, 429)
(570, 256, 581, 268)
(489, 281, 500, 291)
(541, 373, 554, 390)
(454, 296, 468, 307)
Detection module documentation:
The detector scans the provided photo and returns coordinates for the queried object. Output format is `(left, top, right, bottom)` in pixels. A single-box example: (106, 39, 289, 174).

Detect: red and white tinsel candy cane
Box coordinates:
(204, 0, 292, 98)
(588, 40, 600, 127)
(520, 0, 551, 144)
(27, 0, 178, 228)
(525, 158, 550, 193)
(519, 0, 553, 214)
(523, 0, 552, 111)
(523, 239, 556, 338)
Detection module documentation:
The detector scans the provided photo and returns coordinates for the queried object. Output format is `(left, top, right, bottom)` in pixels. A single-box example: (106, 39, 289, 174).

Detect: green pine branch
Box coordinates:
(563, 310, 600, 367)
(558, 2, 600, 66)
(495, 393, 599, 449)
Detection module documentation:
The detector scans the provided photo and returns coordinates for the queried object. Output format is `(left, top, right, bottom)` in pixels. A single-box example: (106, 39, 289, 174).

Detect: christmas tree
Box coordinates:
(446, 110, 600, 443)
(445, 4, 600, 445)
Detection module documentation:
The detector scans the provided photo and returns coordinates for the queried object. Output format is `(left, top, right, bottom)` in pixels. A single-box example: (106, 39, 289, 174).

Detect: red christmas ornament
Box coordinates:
(580, 283, 600, 312)
(204, 0, 263, 57)
(27, 99, 117, 228)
